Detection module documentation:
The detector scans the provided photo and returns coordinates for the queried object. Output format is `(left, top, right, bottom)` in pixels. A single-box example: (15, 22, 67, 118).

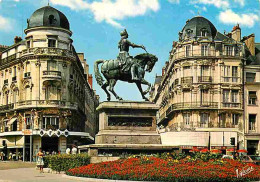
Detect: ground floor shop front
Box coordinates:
(244, 135, 260, 155)
(160, 131, 244, 153)
(0, 130, 94, 161)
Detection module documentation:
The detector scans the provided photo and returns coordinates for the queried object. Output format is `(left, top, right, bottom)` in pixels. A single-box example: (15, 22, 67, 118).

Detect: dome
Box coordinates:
(27, 6, 70, 31)
(179, 16, 217, 41)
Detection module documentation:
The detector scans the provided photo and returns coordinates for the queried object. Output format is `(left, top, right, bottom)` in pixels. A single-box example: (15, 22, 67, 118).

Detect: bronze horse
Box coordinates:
(94, 53, 158, 101)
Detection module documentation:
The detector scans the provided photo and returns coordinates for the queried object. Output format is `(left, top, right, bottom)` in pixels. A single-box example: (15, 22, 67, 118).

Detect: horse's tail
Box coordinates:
(94, 60, 105, 86)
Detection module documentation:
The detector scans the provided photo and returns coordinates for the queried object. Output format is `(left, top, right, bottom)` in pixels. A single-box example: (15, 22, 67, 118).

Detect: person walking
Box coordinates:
(72, 145, 77, 155)
(36, 148, 44, 173)
(66, 147, 71, 154)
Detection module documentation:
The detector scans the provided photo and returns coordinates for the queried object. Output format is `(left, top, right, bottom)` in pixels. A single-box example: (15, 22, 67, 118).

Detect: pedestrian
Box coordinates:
(36, 148, 44, 173)
(66, 147, 71, 154)
(72, 145, 77, 155)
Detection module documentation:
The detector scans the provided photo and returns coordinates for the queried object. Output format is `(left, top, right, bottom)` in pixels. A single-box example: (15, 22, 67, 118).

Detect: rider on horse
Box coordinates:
(118, 29, 146, 81)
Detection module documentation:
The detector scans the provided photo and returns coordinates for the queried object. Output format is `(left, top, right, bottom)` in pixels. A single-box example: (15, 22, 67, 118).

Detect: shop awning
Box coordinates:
(7, 117, 17, 126)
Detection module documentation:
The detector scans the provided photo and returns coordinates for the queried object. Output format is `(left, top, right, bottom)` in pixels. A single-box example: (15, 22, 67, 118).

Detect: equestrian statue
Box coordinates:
(94, 29, 158, 101)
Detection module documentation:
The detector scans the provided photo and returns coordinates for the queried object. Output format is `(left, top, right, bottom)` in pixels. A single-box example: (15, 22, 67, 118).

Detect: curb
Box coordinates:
(62, 174, 153, 182)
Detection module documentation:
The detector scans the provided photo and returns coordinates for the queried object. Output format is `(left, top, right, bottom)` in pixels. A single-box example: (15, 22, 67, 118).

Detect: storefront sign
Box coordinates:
(22, 129, 32, 135)
(39, 129, 69, 137)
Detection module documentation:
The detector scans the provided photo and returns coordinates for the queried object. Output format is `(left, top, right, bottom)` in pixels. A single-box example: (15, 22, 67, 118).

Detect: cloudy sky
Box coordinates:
(0, 0, 259, 101)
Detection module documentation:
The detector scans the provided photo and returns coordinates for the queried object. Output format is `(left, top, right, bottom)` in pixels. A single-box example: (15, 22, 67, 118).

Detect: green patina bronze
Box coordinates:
(94, 29, 158, 101)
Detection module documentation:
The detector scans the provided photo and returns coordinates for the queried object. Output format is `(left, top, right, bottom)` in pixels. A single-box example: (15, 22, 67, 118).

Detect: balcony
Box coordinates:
(181, 77, 193, 84)
(0, 54, 17, 66)
(42, 71, 62, 80)
(198, 76, 212, 83)
(170, 48, 242, 61)
(222, 102, 241, 108)
(172, 102, 218, 110)
(21, 47, 75, 59)
(222, 77, 240, 83)
(0, 104, 14, 113)
(16, 100, 78, 110)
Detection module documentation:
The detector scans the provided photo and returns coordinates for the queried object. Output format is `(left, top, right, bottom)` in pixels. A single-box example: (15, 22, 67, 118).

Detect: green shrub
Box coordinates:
(43, 153, 90, 172)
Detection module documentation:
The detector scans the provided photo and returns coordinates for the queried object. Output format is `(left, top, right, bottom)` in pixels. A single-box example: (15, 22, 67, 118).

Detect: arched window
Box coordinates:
(49, 15, 55, 25)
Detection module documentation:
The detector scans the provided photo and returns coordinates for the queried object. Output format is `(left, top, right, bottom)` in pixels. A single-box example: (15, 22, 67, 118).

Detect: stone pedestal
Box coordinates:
(95, 101, 161, 145)
(78, 101, 176, 158)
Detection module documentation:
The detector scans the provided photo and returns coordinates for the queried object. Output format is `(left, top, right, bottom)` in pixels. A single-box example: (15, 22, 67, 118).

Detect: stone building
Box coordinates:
(243, 34, 260, 155)
(150, 16, 244, 153)
(0, 5, 99, 161)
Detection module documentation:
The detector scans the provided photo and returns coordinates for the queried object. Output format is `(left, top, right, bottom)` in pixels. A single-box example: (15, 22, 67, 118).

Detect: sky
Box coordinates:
(0, 0, 259, 101)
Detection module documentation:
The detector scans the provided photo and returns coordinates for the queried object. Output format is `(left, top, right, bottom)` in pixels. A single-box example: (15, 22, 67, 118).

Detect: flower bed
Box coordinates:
(66, 156, 260, 182)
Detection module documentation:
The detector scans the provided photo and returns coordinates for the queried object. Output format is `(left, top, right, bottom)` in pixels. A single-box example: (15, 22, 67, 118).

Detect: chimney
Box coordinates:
(162, 67, 166, 76)
(14, 36, 22, 44)
(244, 34, 255, 56)
(88, 74, 93, 89)
(231, 24, 241, 42)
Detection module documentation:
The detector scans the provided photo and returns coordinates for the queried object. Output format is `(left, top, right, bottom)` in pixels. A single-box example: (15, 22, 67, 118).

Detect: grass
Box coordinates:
(0, 161, 36, 170)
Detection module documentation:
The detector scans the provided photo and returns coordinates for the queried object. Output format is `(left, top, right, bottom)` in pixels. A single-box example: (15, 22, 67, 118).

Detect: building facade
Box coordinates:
(150, 16, 245, 153)
(243, 34, 260, 155)
(0, 6, 99, 161)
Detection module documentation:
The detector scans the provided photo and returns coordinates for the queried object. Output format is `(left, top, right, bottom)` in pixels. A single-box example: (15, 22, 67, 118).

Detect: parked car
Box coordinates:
(222, 155, 234, 159)
(241, 155, 260, 165)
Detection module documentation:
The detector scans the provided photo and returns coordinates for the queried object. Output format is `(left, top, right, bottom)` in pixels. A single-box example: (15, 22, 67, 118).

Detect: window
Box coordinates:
(219, 114, 226, 127)
(183, 113, 190, 125)
(225, 46, 233, 56)
(201, 65, 210, 76)
(185, 45, 191, 57)
(248, 91, 257, 105)
(223, 90, 229, 102)
(42, 117, 59, 130)
(45, 86, 58, 100)
(25, 116, 32, 129)
(201, 29, 207, 37)
(183, 66, 191, 77)
(224, 66, 230, 82)
(232, 114, 239, 126)
(49, 15, 56, 25)
(231, 90, 238, 103)
(200, 113, 209, 127)
(246, 72, 256, 82)
(201, 89, 209, 104)
(48, 39, 56, 48)
(47, 60, 57, 71)
(249, 114, 256, 131)
(201, 44, 208, 56)
(26, 41, 31, 48)
(232, 66, 238, 82)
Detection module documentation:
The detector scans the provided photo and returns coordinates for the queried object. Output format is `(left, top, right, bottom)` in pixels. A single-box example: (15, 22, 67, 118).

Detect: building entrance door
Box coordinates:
(42, 137, 59, 153)
(247, 140, 259, 155)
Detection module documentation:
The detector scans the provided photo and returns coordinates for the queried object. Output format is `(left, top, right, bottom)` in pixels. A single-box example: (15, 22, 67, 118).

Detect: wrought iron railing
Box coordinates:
(198, 76, 212, 82)
(43, 70, 61, 77)
(170, 48, 242, 61)
(222, 102, 241, 108)
(181, 76, 193, 84)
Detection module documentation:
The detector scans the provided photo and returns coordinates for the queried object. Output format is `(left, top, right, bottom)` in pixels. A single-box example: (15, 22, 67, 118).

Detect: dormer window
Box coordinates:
(49, 15, 56, 25)
(201, 28, 207, 37)
(186, 29, 192, 37)
(48, 39, 56, 48)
